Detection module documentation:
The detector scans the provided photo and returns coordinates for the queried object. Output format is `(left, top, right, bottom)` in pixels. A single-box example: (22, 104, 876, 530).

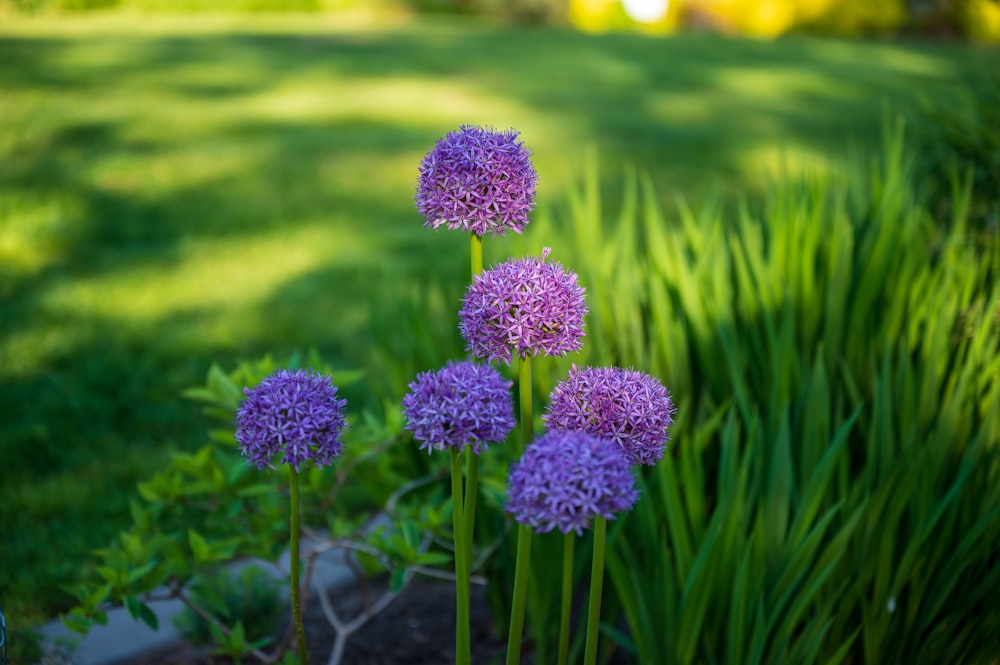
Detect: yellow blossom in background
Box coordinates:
(570, 0, 682, 33)
(689, 0, 797, 36)
(960, 0, 1000, 42)
(570, 0, 916, 38)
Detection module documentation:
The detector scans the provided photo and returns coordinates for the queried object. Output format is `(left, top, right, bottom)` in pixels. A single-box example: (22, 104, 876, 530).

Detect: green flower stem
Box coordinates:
(463, 231, 483, 577)
(507, 350, 535, 665)
(558, 532, 576, 665)
(289, 468, 308, 665)
(463, 451, 479, 568)
(506, 523, 534, 665)
(471, 233, 483, 278)
(518, 355, 533, 453)
(583, 516, 608, 665)
(451, 449, 472, 665)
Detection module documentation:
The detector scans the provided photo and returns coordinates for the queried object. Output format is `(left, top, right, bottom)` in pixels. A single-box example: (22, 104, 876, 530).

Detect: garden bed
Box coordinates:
(136, 580, 508, 665)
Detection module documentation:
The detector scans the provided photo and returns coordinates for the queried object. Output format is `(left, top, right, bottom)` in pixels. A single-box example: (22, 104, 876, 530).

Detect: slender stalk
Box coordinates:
(507, 351, 536, 665)
(557, 532, 576, 665)
(506, 523, 534, 665)
(289, 468, 309, 665)
(456, 231, 485, 641)
(464, 233, 483, 574)
(451, 449, 471, 665)
(463, 232, 484, 577)
(583, 516, 608, 665)
(518, 355, 533, 452)
(463, 451, 479, 567)
(471, 233, 483, 278)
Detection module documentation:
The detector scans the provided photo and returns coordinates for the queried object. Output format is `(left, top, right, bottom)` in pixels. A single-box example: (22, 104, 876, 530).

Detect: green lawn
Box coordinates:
(0, 12, 994, 625)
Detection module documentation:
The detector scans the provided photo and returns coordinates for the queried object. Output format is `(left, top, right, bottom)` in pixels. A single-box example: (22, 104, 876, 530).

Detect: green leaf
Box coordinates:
(389, 567, 408, 593)
(125, 560, 158, 586)
(60, 611, 92, 635)
(414, 551, 452, 567)
(188, 529, 210, 565)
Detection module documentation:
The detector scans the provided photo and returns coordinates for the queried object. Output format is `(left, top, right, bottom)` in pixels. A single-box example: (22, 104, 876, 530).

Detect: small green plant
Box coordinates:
(62, 353, 460, 665)
(173, 566, 283, 652)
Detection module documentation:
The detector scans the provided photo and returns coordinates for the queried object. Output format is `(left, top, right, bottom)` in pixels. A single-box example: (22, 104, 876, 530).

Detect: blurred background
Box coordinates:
(1, 0, 997, 661)
(2, 0, 1000, 41)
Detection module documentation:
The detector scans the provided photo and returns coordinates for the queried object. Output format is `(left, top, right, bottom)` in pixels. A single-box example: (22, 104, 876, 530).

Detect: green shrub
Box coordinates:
(173, 565, 283, 650)
(518, 121, 1000, 663)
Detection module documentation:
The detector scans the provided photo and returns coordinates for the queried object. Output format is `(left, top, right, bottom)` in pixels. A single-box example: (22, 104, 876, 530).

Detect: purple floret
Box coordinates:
(543, 365, 676, 467)
(505, 430, 638, 536)
(459, 249, 587, 364)
(415, 125, 538, 238)
(402, 360, 516, 455)
(235, 369, 348, 472)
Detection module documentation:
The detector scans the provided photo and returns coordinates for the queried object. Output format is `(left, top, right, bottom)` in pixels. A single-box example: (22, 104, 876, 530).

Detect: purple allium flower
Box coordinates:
(235, 369, 348, 472)
(505, 430, 638, 536)
(415, 125, 538, 238)
(459, 248, 587, 364)
(543, 365, 676, 466)
(402, 360, 516, 455)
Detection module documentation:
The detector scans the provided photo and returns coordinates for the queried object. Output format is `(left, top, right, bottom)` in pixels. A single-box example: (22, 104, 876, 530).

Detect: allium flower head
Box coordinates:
(235, 369, 348, 472)
(402, 360, 516, 455)
(459, 248, 587, 364)
(543, 365, 676, 466)
(415, 125, 538, 238)
(505, 430, 638, 536)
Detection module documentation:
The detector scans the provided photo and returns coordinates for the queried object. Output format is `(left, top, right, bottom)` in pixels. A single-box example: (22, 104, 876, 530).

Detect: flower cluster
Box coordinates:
(505, 430, 638, 535)
(459, 249, 587, 364)
(415, 125, 538, 238)
(402, 360, 516, 455)
(543, 365, 676, 466)
(235, 369, 348, 472)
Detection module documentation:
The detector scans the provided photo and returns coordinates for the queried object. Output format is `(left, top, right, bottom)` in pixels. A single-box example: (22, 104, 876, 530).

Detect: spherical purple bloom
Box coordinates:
(459, 248, 587, 364)
(543, 365, 676, 467)
(235, 369, 348, 473)
(402, 360, 516, 455)
(415, 125, 538, 238)
(505, 430, 638, 536)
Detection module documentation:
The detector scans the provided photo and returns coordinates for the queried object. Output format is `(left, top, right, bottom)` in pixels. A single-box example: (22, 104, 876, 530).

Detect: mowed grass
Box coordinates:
(0, 12, 994, 624)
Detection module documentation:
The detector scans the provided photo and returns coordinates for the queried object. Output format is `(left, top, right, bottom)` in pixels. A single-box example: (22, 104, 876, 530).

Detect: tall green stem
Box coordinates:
(518, 355, 533, 452)
(463, 451, 479, 566)
(289, 468, 308, 665)
(463, 232, 484, 576)
(583, 516, 608, 665)
(471, 233, 483, 278)
(451, 449, 471, 665)
(507, 352, 536, 665)
(506, 523, 534, 665)
(557, 532, 576, 665)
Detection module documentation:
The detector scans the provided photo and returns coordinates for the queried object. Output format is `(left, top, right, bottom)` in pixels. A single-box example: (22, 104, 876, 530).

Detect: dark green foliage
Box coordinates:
(173, 566, 283, 650)
(918, 70, 1000, 230)
(518, 123, 1000, 664)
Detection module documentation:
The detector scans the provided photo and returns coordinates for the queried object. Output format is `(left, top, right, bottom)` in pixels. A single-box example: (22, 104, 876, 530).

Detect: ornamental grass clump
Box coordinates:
(544, 365, 677, 467)
(236, 369, 349, 665)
